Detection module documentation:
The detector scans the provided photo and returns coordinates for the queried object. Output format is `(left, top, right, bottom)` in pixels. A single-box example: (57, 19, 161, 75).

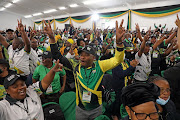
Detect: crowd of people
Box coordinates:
(0, 14, 180, 120)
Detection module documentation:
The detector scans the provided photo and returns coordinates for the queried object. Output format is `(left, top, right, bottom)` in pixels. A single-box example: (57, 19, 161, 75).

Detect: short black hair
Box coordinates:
(77, 39, 85, 46)
(0, 59, 9, 70)
(6, 29, 14, 33)
(147, 76, 167, 83)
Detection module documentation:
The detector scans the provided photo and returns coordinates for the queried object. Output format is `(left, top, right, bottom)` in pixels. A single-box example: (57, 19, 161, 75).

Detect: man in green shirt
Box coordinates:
(32, 51, 66, 103)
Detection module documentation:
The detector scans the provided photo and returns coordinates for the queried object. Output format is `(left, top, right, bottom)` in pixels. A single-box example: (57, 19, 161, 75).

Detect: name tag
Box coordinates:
(46, 84, 53, 94)
(153, 51, 158, 58)
(82, 90, 91, 103)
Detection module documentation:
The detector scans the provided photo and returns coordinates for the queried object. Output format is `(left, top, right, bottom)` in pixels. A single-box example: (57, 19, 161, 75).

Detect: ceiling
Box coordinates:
(0, 0, 179, 21)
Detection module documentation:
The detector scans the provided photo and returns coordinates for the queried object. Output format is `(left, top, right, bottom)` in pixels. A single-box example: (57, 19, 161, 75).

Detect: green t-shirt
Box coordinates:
(33, 63, 66, 95)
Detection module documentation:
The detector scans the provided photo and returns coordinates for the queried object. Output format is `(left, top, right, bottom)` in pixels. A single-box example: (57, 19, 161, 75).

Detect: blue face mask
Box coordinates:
(156, 96, 170, 105)
(128, 38, 131, 41)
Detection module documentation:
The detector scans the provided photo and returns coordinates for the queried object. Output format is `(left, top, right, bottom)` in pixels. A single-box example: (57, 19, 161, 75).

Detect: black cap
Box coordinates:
(4, 73, 27, 89)
(41, 51, 52, 58)
(78, 45, 96, 56)
(6, 29, 14, 33)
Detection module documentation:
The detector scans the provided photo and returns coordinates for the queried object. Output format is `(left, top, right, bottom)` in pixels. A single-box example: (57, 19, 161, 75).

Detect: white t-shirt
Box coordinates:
(29, 48, 43, 74)
(8, 45, 30, 76)
(134, 51, 151, 81)
(0, 82, 44, 120)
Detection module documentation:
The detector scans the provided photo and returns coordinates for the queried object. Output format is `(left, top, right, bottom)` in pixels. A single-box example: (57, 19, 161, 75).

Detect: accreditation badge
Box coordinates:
(82, 90, 92, 103)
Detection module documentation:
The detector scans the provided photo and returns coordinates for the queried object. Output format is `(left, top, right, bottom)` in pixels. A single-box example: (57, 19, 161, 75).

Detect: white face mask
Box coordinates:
(156, 96, 170, 105)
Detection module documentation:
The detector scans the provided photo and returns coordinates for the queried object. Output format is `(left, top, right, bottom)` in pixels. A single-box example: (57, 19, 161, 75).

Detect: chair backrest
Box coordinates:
(42, 102, 65, 120)
(59, 92, 76, 120)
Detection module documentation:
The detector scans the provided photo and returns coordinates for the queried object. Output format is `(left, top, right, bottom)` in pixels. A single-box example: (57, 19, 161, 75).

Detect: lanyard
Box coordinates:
(84, 68, 93, 90)
(14, 99, 29, 116)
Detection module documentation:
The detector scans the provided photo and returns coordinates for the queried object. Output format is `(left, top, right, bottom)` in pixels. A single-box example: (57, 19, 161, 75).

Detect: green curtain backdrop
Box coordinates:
(132, 4, 180, 17)
(55, 17, 69, 23)
(99, 10, 128, 18)
(71, 15, 91, 23)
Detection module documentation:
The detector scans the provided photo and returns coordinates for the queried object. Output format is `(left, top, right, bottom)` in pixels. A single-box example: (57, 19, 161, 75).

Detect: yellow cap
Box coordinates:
(67, 39, 74, 44)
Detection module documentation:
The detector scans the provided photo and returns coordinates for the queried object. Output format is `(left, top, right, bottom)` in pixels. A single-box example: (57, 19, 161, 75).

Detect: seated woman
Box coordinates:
(148, 76, 177, 120)
(121, 82, 160, 120)
(0, 60, 63, 120)
(32, 51, 66, 103)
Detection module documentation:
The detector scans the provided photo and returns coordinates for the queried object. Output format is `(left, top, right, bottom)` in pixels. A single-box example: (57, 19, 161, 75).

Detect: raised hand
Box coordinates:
(17, 19, 25, 32)
(175, 14, 180, 28)
(135, 23, 141, 39)
(43, 20, 54, 40)
(144, 33, 150, 42)
(29, 27, 35, 40)
(130, 59, 139, 67)
(52, 59, 63, 72)
(135, 23, 140, 32)
(116, 19, 125, 45)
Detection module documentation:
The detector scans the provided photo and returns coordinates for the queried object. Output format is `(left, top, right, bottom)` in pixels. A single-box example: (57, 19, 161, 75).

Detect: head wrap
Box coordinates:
(121, 83, 160, 107)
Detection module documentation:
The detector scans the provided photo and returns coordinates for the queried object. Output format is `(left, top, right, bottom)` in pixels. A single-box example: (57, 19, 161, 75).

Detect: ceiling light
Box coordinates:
(0, 7, 5, 11)
(24, 15, 32, 18)
(59, 7, 66, 10)
(12, 0, 20, 3)
(33, 12, 42, 16)
(43, 9, 57, 13)
(5, 3, 12, 8)
(92, 13, 99, 21)
(83, 0, 108, 5)
(69, 4, 78, 8)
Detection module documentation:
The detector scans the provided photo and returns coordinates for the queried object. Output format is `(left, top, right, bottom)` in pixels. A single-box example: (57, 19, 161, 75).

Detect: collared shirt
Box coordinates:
(134, 51, 151, 81)
(8, 45, 30, 76)
(0, 81, 44, 120)
(29, 48, 43, 74)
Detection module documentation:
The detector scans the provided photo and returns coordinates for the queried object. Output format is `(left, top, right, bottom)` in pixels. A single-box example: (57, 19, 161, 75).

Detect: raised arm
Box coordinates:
(41, 59, 63, 90)
(99, 19, 125, 72)
(0, 34, 9, 49)
(44, 20, 74, 70)
(175, 14, 180, 51)
(136, 23, 143, 42)
(164, 40, 176, 56)
(165, 31, 177, 45)
(138, 31, 149, 57)
(43, 20, 56, 44)
(17, 19, 30, 53)
(152, 36, 166, 50)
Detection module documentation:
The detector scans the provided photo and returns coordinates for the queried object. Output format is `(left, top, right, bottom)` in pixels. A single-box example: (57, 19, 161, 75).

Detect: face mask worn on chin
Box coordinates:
(156, 96, 170, 105)
(128, 38, 131, 41)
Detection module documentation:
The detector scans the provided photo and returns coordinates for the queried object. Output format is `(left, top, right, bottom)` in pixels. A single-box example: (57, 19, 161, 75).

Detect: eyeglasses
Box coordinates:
(130, 107, 160, 120)
(160, 88, 171, 94)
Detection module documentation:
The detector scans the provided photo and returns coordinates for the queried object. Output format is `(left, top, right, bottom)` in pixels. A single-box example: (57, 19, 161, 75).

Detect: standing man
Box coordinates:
(44, 19, 125, 120)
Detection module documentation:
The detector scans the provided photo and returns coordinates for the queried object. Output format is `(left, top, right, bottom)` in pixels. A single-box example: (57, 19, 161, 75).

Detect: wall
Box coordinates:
(130, 11, 180, 31)
(0, 11, 33, 31)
